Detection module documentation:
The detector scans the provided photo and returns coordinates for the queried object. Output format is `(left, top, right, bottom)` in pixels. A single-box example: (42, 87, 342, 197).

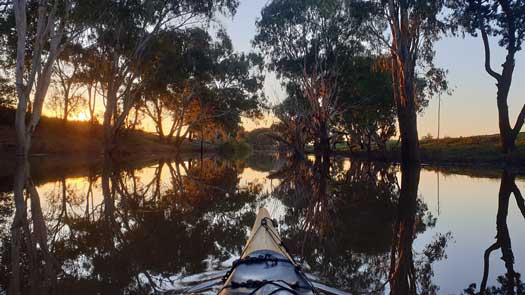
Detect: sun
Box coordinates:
(73, 111, 89, 121)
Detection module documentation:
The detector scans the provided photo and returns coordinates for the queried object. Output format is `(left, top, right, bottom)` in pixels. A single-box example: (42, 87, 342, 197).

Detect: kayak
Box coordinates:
(217, 208, 319, 295)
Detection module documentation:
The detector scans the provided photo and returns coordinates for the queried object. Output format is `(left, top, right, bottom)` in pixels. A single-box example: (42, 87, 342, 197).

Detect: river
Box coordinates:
(0, 153, 523, 294)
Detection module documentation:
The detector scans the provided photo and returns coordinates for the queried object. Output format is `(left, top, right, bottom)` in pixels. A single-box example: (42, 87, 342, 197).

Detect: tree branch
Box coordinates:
(512, 104, 525, 137)
(480, 25, 502, 81)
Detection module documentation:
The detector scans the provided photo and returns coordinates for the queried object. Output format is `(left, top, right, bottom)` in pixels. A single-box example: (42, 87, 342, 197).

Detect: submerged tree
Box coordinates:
(449, 0, 525, 154)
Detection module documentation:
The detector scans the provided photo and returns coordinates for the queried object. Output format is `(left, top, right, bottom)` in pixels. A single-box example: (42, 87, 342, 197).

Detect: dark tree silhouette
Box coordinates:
(449, 0, 525, 154)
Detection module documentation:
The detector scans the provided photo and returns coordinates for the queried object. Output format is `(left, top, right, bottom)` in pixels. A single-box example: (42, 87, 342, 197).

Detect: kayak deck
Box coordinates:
(218, 208, 317, 295)
(241, 208, 293, 260)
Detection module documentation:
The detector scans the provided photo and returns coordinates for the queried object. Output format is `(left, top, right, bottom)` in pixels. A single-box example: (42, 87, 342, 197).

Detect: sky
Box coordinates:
(222, 0, 525, 138)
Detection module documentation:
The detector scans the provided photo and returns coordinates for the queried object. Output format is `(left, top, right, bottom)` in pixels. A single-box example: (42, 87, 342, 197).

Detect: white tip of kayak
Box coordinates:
(242, 207, 288, 259)
(257, 207, 271, 220)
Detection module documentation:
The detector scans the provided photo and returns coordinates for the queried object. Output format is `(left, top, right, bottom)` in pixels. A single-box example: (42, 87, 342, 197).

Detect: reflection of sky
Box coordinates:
(417, 170, 525, 294)
(221, 1, 525, 137)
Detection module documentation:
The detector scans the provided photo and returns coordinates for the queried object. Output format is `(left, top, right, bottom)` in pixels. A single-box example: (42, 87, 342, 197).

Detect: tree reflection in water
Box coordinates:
(0, 155, 455, 294)
(464, 170, 525, 295)
(0, 157, 265, 294)
(6, 159, 58, 294)
(389, 163, 451, 295)
(270, 156, 450, 295)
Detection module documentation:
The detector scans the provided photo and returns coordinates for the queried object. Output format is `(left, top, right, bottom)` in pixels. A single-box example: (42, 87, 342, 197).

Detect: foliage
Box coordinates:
(244, 128, 278, 147)
(363, 0, 449, 163)
(0, 77, 15, 107)
(336, 56, 396, 152)
(69, 0, 241, 150)
(218, 140, 252, 159)
(255, 0, 375, 153)
(139, 28, 264, 144)
(448, 0, 525, 52)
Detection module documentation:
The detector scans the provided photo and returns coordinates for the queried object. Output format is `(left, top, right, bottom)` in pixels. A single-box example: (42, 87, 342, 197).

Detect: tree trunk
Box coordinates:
(480, 24, 524, 155)
(10, 158, 57, 294)
(14, 0, 29, 157)
(496, 58, 517, 154)
(495, 170, 517, 289)
(63, 87, 70, 124)
(15, 94, 28, 156)
(9, 158, 27, 295)
(103, 83, 118, 154)
(397, 100, 420, 164)
(316, 119, 330, 155)
(386, 1, 421, 165)
(390, 54, 420, 164)
(13, 0, 65, 157)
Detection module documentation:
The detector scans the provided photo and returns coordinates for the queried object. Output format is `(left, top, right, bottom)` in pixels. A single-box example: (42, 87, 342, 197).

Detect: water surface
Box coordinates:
(0, 154, 523, 294)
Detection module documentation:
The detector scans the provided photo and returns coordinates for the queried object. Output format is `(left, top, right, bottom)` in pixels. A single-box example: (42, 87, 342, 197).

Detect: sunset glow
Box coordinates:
(73, 111, 89, 122)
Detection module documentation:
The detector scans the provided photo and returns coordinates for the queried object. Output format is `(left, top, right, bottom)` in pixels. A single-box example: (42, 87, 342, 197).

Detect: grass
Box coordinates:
(417, 133, 525, 164)
(335, 133, 525, 166)
(0, 107, 208, 156)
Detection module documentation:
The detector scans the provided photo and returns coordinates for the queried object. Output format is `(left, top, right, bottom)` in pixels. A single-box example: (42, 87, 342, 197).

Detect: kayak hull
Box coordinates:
(218, 208, 316, 295)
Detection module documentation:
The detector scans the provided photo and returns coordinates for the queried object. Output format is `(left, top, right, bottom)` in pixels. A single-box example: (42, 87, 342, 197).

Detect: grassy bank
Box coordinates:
(418, 133, 525, 164)
(0, 107, 209, 156)
(337, 133, 525, 166)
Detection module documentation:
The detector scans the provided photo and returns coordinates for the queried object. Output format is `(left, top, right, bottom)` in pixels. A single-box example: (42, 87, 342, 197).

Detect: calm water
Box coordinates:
(0, 154, 524, 294)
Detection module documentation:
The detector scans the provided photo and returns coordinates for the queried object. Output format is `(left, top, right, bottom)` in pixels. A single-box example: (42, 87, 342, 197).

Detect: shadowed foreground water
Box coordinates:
(0, 154, 523, 294)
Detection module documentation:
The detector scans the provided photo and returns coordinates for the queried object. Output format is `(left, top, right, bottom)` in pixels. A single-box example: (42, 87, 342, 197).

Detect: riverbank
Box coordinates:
(419, 133, 525, 164)
(0, 107, 217, 156)
(337, 133, 525, 167)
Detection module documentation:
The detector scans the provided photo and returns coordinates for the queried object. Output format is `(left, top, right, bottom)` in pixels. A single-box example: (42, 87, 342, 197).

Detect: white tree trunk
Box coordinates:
(14, 0, 68, 157)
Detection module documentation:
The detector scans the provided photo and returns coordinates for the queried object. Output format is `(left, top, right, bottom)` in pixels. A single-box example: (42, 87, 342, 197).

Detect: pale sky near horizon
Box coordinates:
(225, 0, 525, 138)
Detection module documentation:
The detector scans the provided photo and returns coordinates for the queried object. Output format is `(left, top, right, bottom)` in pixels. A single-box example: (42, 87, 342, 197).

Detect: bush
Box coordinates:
(218, 140, 252, 159)
(421, 133, 433, 141)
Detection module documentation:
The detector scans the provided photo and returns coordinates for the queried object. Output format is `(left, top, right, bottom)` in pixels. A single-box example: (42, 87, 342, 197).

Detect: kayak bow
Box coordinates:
(218, 208, 319, 295)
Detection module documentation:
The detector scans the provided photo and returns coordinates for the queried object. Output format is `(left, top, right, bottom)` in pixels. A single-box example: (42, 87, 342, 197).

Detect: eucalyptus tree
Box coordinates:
(75, 0, 239, 153)
(197, 32, 264, 140)
(254, 0, 370, 155)
(449, 0, 525, 154)
(0, 3, 87, 293)
(271, 89, 311, 156)
(48, 44, 86, 123)
(139, 28, 208, 143)
(336, 56, 396, 152)
(72, 45, 106, 126)
(140, 28, 263, 146)
(366, 1, 448, 163)
(7, 0, 85, 156)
